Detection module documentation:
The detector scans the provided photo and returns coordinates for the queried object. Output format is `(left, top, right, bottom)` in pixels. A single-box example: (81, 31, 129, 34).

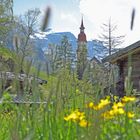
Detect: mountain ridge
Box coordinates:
(31, 31, 109, 61)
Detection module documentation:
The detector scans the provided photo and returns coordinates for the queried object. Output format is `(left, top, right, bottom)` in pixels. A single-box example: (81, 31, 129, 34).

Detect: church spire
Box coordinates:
(80, 17, 85, 31)
(78, 17, 86, 42)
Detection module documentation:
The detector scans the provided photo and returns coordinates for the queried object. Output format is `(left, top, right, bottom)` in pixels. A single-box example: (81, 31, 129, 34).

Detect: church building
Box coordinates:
(77, 18, 87, 80)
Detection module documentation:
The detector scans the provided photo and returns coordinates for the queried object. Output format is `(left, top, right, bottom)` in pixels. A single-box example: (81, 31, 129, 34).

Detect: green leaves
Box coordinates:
(0, 47, 13, 60)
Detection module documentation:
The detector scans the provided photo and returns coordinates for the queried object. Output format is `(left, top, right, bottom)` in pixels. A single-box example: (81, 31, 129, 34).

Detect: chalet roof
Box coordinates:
(102, 40, 140, 63)
(90, 56, 101, 64)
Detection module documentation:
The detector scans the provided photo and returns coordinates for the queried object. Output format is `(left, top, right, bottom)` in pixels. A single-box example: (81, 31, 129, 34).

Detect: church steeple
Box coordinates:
(78, 17, 87, 42)
(80, 17, 85, 31)
(77, 17, 87, 80)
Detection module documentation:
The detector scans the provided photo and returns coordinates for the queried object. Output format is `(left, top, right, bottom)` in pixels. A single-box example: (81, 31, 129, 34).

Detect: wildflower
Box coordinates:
(116, 102, 125, 107)
(94, 98, 110, 110)
(117, 108, 125, 115)
(64, 110, 89, 128)
(127, 112, 135, 118)
(112, 102, 125, 110)
(100, 98, 110, 106)
(64, 112, 78, 121)
(102, 102, 125, 119)
(106, 95, 110, 100)
(79, 119, 89, 127)
(87, 102, 94, 108)
(122, 96, 136, 103)
(64, 110, 85, 122)
(102, 111, 114, 119)
(79, 113, 85, 120)
(64, 110, 80, 121)
(113, 96, 118, 101)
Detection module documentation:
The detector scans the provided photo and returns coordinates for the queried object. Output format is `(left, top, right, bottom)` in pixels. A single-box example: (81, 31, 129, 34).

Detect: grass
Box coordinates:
(0, 67, 140, 140)
(0, 3, 139, 139)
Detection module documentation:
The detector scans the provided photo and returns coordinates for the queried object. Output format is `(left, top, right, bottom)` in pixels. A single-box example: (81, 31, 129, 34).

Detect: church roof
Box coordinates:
(78, 32, 86, 42)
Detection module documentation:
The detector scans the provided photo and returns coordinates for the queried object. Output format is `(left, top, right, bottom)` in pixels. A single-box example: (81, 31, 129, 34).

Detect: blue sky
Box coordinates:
(13, 0, 140, 46)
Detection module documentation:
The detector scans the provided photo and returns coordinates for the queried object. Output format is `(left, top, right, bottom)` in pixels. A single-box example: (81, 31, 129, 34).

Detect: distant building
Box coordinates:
(77, 18, 87, 80)
(103, 41, 140, 96)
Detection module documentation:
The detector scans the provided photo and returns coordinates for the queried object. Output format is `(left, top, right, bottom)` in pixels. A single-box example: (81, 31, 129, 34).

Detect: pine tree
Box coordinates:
(46, 36, 75, 73)
(56, 35, 74, 70)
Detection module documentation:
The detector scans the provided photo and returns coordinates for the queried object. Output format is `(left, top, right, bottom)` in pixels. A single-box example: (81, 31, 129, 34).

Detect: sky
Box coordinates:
(13, 0, 140, 47)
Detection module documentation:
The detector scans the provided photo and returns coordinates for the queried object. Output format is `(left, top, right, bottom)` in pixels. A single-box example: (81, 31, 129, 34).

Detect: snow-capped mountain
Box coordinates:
(31, 31, 108, 61)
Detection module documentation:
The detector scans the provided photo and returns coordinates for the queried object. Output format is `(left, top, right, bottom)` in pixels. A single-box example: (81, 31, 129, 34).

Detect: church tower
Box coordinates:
(77, 18, 87, 80)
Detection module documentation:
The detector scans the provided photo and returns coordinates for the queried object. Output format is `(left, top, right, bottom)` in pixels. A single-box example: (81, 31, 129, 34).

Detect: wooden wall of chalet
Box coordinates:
(122, 52, 140, 91)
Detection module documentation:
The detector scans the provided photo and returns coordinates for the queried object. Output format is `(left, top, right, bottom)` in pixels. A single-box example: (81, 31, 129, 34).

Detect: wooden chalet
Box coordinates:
(102, 41, 140, 96)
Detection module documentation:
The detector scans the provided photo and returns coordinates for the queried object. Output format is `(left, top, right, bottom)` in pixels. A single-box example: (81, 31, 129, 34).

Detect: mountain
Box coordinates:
(31, 31, 109, 61)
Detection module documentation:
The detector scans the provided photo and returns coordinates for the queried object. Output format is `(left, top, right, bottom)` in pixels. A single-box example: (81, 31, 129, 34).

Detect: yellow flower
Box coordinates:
(127, 112, 135, 118)
(112, 102, 125, 110)
(87, 102, 94, 108)
(113, 96, 119, 102)
(93, 98, 110, 110)
(102, 111, 114, 119)
(122, 96, 136, 103)
(64, 112, 78, 121)
(117, 108, 125, 115)
(112, 102, 125, 115)
(79, 113, 85, 120)
(79, 119, 89, 127)
(64, 110, 86, 122)
(106, 96, 110, 100)
(64, 109, 90, 127)
(100, 98, 110, 106)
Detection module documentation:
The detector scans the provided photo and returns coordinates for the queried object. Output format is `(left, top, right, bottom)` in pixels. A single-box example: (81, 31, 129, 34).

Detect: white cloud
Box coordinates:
(79, 0, 140, 45)
(60, 12, 78, 24)
(79, 0, 132, 32)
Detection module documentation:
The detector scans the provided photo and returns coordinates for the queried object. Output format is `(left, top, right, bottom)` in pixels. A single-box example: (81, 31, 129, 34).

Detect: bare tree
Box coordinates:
(99, 18, 125, 56)
(13, 8, 41, 72)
